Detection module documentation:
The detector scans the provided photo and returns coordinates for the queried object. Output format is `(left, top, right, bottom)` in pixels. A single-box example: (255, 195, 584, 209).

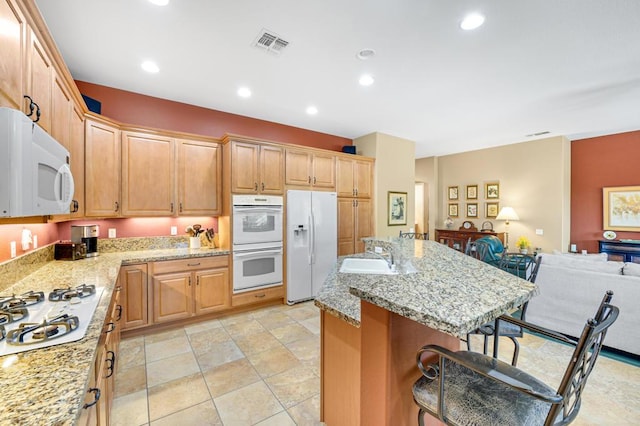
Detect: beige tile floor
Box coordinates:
(112, 301, 640, 425)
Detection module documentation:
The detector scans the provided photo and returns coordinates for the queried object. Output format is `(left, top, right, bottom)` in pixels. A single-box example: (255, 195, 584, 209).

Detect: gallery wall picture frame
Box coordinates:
(448, 203, 459, 217)
(485, 202, 499, 218)
(603, 185, 640, 231)
(466, 185, 478, 199)
(466, 203, 478, 218)
(388, 191, 408, 226)
(485, 182, 500, 199)
(448, 186, 459, 200)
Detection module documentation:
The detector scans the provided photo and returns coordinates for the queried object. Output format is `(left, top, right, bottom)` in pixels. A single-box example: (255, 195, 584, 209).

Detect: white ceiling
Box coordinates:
(35, 0, 640, 158)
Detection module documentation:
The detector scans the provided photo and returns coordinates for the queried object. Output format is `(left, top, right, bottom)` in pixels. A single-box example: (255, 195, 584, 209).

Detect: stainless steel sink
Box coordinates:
(339, 258, 397, 275)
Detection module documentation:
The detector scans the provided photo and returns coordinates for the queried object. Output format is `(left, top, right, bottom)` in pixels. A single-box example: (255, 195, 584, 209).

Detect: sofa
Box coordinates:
(526, 252, 640, 356)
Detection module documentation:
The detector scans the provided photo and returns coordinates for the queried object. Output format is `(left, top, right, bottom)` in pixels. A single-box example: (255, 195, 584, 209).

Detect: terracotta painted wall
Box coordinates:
(75, 81, 352, 152)
(571, 130, 640, 253)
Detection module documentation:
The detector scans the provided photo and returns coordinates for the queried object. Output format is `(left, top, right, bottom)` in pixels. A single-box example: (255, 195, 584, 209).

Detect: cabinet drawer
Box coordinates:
(232, 285, 284, 307)
(152, 256, 228, 274)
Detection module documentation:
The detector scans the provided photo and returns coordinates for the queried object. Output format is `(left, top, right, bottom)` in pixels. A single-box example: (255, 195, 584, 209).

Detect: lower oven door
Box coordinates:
(233, 244, 283, 293)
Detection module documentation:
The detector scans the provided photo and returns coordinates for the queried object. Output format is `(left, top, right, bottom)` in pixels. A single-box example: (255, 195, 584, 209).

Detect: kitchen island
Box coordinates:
(0, 244, 228, 426)
(315, 238, 538, 426)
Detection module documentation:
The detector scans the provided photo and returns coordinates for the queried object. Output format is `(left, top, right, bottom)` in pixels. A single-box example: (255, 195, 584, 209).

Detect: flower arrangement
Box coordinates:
(516, 236, 530, 250)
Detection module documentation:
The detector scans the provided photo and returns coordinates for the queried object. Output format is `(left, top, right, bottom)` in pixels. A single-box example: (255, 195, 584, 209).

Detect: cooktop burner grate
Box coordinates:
(48, 284, 96, 302)
(6, 314, 80, 345)
(0, 306, 29, 325)
(0, 291, 45, 309)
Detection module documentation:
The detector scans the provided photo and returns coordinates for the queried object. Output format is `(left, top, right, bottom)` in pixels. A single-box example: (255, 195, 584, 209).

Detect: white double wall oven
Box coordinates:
(232, 195, 283, 293)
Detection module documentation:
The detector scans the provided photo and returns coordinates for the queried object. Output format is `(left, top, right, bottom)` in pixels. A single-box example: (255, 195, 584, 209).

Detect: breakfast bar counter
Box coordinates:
(0, 244, 229, 426)
(315, 239, 537, 426)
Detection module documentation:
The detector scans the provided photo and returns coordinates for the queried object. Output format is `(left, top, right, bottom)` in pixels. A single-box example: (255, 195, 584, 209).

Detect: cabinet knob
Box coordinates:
(254, 183, 258, 191)
(115, 201, 119, 212)
(71, 199, 79, 213)
(308, 176, 311, 183)
(313, 177, 316, 184)
(170, 202, 174, 213)
(180, 202, 183, 213)
(261, 182, 265, 191)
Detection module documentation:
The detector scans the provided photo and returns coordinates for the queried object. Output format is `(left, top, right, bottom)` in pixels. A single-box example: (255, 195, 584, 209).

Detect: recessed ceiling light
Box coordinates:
(460, 13, 485, 30)
(359, 74, 375, 86)
(141, 60, 159, 73)
(306, 106, 318, 115)
(148, 0, 170, 6)
(356, 48, 376, 60)
(237, 87, 252, 98)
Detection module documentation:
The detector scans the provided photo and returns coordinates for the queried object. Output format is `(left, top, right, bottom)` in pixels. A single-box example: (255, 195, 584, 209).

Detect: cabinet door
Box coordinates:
(120, 264, 148, 330)
(85, 118, 121, 217)
(354, 160, 372, 198)
(312, 153, 336, 188)
(354, 199, 372, 254)
(51, 72, 71, 149)
(336, 157, 355, 197)
(338, 198, 356, 256)
(231, 141, 260, 193)
(194, 268, 229, 315)
(259, 145, 284, 194)
(285, 149, 312, 186)
(0, 0, 26, 110)
(121, 131, 175, 216)
(69, 104, 85, 218)
(153, 272, 192, 323)
(26, 29, 52, 132)
(178, 139, 221, 215)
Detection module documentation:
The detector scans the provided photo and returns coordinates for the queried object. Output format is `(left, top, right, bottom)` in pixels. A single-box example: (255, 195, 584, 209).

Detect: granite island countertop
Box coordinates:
(0, 246, 229, 426)
(315, 239, 538, 338)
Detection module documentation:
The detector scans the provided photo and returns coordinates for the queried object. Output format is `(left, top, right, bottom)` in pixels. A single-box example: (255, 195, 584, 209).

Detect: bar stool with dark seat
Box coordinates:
(399, 231, 428, 240)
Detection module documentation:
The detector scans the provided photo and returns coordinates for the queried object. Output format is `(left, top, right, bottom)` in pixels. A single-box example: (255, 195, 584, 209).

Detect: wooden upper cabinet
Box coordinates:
(336, 157, 372, 198)
(26, 28, 52, 132)
(285, 149, 336, 189)
(85, 117, 121, 217)
(0, 0, 25, 110)
(121, 131, 176, 216)
(231, 141, 283, 194)
(51, 71, 71, 149)
(69, 104, 85, 218)
(178, 139, 221, 215)
(285, 149, 312, 186)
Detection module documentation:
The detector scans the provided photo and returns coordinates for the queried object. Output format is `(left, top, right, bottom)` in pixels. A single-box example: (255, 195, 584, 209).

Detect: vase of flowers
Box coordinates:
(516, 236, 530, 254)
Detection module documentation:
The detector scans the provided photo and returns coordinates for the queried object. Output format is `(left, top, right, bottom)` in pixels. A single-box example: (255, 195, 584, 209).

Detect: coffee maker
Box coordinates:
(71, 225, 99, 257)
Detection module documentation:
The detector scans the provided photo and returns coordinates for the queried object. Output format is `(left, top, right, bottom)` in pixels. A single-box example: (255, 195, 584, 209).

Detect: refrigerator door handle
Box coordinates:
(308, 213, 314, 264)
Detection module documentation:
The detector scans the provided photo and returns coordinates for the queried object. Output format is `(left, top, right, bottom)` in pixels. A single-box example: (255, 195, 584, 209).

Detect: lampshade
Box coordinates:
(496, 206, 519, 222)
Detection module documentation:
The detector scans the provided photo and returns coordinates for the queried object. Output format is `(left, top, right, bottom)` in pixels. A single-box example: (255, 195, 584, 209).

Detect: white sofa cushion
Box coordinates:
(551, 250, 608, 261)
(623, 262, 640, 277)
(539, 253, 623, 274)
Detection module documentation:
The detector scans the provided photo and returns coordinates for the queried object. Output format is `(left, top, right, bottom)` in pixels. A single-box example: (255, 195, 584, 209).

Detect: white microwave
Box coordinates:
(0, 107, 75, 217)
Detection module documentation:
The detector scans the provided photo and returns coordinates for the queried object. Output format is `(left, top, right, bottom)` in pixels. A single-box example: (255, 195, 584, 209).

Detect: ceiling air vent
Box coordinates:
(253, 29, 289, 55)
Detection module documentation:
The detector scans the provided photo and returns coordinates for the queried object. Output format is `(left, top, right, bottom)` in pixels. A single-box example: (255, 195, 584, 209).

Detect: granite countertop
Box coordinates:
(0, 246, 229, 426)
(315, 239, 538, 338)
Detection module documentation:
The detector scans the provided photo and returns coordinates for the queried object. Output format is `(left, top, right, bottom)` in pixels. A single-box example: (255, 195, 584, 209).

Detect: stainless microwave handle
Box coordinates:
(234, 248, 282, 258)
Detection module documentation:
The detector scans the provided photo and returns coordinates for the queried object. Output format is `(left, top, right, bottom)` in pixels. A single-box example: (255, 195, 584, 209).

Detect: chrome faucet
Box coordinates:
(366, 249, 395, 270)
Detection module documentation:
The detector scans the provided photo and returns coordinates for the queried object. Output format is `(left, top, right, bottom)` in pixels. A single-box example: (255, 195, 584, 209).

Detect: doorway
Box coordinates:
(414, 182, 429, 236)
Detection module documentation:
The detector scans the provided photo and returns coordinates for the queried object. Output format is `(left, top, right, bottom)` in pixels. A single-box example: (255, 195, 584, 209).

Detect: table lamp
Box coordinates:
(496, 206, 519, 250)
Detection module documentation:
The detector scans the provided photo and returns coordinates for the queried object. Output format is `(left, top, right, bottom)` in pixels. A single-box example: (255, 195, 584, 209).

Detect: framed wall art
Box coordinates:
(485, 202, 499, 218)
(448, 203, 459, 217)
(466, 184, 478, 199)
(485, 182, 499, 199)
(388, 191, 407, 226)
(466, 203, 478, 218)
(448, 186, 459, 200)
(603, 186, 640, 231)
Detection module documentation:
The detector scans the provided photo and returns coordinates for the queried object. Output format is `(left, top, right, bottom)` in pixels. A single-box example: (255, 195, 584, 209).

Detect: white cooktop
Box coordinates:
(0, 287, 104, 357)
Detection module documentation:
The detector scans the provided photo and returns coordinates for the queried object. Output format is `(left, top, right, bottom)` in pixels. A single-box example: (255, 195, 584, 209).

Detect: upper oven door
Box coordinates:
(233, 204, 283, 246)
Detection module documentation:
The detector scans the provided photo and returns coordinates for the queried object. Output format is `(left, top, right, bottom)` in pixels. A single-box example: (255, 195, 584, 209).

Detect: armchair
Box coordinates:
(413, 291, 618, 426)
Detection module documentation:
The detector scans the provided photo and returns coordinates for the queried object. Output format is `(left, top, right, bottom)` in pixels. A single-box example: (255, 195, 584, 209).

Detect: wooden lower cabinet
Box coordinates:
(151, 256, 230, 324)
(79, 284, 121, 426)
(120, 264, 148, 330)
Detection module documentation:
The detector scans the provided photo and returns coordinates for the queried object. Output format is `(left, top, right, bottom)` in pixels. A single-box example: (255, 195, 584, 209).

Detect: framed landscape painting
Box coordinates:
(388, 191, 407, 225)
(603, 186, 640, 231)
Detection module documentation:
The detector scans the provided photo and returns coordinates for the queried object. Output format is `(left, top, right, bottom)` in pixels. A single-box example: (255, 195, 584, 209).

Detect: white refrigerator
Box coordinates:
(286, 190, 337, 304)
